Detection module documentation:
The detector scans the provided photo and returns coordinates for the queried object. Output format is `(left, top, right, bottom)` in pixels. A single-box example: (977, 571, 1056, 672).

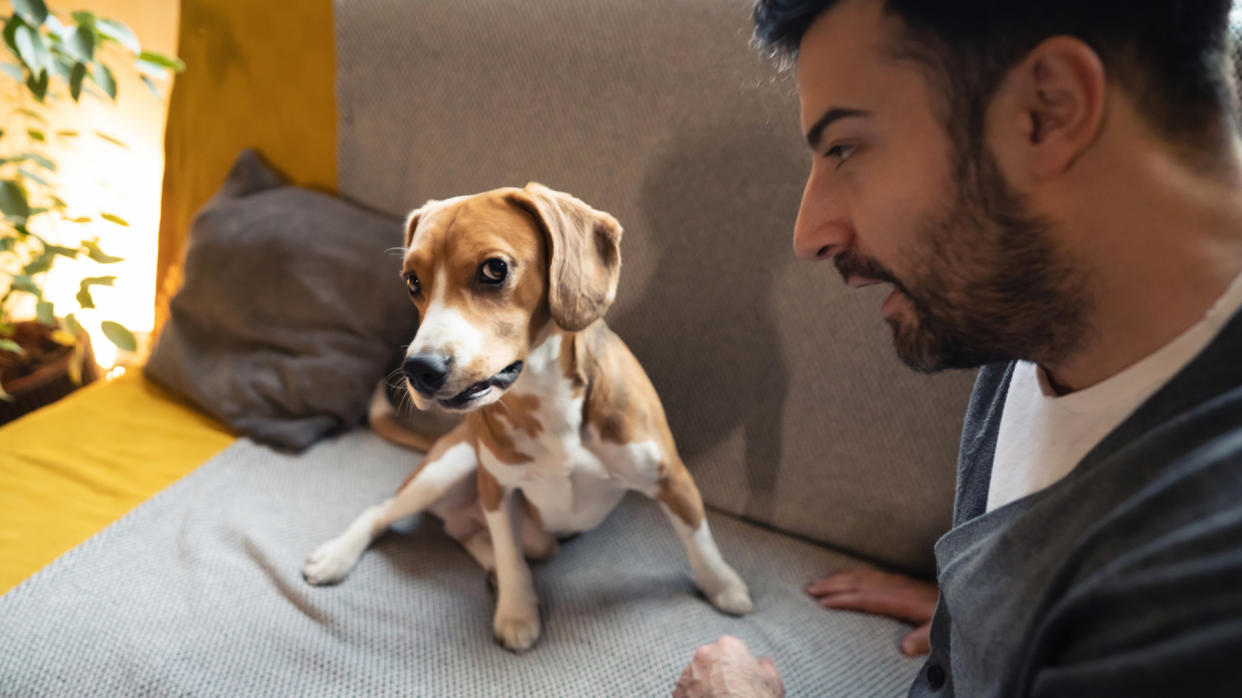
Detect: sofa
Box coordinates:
(0, 1, 978, 695)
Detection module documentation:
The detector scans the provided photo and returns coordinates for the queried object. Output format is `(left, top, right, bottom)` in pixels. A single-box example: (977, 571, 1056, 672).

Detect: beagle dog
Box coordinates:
(302, 183, 752, 652)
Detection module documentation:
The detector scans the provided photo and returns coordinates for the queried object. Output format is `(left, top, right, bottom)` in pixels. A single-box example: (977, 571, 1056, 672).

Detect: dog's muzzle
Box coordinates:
(405, 357, 525, 408)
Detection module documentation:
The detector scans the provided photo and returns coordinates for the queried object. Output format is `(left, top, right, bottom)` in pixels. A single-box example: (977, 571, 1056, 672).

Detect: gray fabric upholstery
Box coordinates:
(0, 432, 921, 697)
(145, 150, 418, 451)
(333, 0, 977, 574)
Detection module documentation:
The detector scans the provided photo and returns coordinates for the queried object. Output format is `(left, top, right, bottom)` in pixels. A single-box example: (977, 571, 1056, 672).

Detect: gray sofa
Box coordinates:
(0, 1, 979, 695)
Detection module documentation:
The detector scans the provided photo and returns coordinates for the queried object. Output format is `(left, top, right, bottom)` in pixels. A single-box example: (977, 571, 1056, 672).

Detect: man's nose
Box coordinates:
(792, 167, 851, 261)
(403, 353, 452, 396)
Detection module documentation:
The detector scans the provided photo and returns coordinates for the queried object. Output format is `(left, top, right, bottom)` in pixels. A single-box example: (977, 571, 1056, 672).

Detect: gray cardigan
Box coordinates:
(909, 308, 1242, 697)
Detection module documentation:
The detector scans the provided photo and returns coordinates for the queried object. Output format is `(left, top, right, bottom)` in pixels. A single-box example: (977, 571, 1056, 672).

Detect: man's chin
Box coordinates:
(889, 318, 1009, 374)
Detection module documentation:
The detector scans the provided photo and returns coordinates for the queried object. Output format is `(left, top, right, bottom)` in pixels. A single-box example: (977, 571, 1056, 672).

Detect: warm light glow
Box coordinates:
(106, 365, 127, 380)
(18, 1, 178, 370)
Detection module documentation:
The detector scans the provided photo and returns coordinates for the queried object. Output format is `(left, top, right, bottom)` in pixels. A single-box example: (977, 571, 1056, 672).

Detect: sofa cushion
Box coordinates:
(0, 431, 922, 696)
(331, 0, 977, 575)
(145, 150, 418, 451)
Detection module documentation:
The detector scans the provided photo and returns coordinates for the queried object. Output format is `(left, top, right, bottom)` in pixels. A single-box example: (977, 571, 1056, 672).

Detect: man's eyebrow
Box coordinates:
(805, 107, 871, 149)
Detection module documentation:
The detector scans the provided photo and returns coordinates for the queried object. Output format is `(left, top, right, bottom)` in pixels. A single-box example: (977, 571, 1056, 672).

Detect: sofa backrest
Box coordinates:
(328, 0, 978, 575)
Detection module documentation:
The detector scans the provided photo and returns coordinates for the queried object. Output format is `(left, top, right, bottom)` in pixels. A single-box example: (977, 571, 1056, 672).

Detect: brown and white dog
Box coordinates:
(302, 183, 752, 652)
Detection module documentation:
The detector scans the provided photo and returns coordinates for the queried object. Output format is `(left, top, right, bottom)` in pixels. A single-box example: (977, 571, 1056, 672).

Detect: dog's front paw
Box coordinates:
(493, 604, 541, 652)
(710, 582, 754, 616)
(302, 536, 363, 585)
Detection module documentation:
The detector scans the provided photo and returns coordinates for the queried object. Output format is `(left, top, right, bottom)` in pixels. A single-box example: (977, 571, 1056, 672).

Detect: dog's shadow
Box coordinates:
(610, 120, 804, 522)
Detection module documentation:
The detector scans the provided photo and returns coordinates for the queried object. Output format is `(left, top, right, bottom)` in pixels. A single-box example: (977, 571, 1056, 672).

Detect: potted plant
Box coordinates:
(0, 0, 182, 423)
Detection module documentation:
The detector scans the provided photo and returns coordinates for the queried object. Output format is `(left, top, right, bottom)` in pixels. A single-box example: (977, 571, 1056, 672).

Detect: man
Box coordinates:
(674, 0, 1242, 696)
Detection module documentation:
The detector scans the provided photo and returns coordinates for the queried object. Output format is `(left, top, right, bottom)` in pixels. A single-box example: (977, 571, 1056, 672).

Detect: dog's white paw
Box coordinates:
(302, 536, 363, 585)
(710, 583, 754, 615)
(493, 604, 541, 652)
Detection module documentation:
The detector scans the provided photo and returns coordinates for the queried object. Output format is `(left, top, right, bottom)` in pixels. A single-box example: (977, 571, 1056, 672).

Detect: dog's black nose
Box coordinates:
(403, 354, 451, 396)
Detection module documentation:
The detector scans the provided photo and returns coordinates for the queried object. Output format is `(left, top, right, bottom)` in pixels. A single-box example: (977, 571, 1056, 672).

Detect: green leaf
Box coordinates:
(45, 243, 76, 257)
(134, 58, 162, 80)
(35, 298, 53, 324)
(17, 165, 48, 186)
(99, 212, 128, 226)
(22, 248, 54, 274)
(91, 60, 115, 99)
(26, 128, 44, 141)
(2, 15, 22, 58)
(0, 179, 31, 220)
(83, 239, 121, 263)
(0, 62, 22, 82)
(140, 73, 160, 99)
(24, 67, 46, 100)
(61, 312, 81, 338)
(49, 53, 72, 81)
(68, 60, 85, 100)
(96, 18, 139, 54)
(14, 22, 48, 73)
(43, 12, 66, 40)
(0, 236, 11, 251)
(20, 151, 54, 170)
(93, 130, 126, 148)
(100, 320, 136, 351)
(74, 274, 113, 307)
(0, 338, 24, 355)
(63, 24, 93, 63)
(11, 273, 38, 294)
(138, 50, 184, 72)
(11, 0, 49, 27)
(70, 10, 95, 28)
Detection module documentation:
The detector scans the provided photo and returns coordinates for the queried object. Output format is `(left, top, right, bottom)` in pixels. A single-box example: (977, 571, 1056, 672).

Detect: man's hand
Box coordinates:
(673, 635, 785, 698)
(806, 569, 939, 657)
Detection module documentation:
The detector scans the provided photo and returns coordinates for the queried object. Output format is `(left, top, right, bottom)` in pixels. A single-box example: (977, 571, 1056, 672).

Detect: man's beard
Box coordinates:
(836, 148, 1091, 373)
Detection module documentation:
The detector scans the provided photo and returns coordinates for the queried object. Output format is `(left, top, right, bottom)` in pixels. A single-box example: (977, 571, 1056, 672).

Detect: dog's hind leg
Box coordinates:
(302, 424, 476, 585)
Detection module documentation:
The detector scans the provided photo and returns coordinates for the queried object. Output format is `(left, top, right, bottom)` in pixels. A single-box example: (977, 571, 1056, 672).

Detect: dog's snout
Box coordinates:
(403, 354, 452, 396)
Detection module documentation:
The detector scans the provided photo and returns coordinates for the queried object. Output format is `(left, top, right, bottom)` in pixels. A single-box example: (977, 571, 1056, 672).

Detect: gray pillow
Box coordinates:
(145, 150, 417, 451)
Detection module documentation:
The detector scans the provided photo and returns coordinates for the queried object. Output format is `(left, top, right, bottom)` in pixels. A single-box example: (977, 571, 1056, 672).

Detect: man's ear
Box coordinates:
(506, 182, 623, 332)
(403, 199, 439, 248)
(988, 36, 1106, 183)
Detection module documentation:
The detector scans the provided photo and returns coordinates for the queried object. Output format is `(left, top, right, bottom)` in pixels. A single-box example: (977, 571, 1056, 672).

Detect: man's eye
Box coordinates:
(825, 144, 856, 166)
(479, 258, 508, 285)
(405, 273, 421, 295)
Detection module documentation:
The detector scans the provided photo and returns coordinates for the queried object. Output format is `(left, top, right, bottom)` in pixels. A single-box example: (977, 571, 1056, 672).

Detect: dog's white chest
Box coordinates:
(477, 336, 630, 534)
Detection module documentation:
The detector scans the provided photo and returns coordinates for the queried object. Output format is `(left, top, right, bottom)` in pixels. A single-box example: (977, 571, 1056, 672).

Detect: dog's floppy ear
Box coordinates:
(507, 182, 622, 332)
(403, 199, 439, 248)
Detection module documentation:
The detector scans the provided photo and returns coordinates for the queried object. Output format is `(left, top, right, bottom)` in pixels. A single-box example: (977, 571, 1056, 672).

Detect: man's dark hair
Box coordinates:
(753, 1, 1238, 165)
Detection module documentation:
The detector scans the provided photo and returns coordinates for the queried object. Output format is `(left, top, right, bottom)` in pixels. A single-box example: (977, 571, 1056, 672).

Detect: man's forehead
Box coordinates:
(794, 0, 904, 130)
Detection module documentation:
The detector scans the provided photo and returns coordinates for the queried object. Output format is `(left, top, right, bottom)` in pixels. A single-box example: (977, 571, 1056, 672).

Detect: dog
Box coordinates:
(302, 183, 752, 652)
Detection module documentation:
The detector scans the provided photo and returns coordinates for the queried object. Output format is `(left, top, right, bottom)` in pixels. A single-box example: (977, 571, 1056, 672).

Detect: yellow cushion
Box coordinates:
(0, 372, 235, 594)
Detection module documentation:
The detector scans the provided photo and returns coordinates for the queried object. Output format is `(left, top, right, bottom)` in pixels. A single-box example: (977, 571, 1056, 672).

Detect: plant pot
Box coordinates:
(0, 324, 101, 426)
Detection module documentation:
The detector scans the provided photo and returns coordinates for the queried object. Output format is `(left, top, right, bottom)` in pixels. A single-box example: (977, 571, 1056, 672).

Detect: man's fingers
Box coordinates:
(816, 588, 936, 624)
(757, 656, 785, 697)
(804, 569, 886, 595)
(900, 623, 932, 657)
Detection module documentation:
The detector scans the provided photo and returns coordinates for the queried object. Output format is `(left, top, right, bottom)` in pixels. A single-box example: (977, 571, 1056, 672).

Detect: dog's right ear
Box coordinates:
(403, 199, 439, 248)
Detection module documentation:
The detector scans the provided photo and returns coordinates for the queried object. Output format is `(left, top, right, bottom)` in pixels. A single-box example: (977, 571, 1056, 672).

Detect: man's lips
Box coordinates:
(846, 275, 887, 289)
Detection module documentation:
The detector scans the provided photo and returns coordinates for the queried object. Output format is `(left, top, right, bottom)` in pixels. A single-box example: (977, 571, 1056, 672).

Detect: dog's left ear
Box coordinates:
(507, 182, 622, 332)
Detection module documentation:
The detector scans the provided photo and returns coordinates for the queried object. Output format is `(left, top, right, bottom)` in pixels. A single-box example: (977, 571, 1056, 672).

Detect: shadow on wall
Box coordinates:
(614, 120, 804, 522)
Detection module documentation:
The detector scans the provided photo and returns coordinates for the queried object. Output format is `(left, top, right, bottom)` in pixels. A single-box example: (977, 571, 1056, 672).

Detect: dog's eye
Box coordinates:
(404, 273, 421, 295)
(479, 259, 508, 285)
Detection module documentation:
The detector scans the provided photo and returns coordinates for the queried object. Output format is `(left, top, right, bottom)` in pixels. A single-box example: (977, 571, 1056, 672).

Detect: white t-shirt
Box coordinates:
(987, 272, 1242, 512)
